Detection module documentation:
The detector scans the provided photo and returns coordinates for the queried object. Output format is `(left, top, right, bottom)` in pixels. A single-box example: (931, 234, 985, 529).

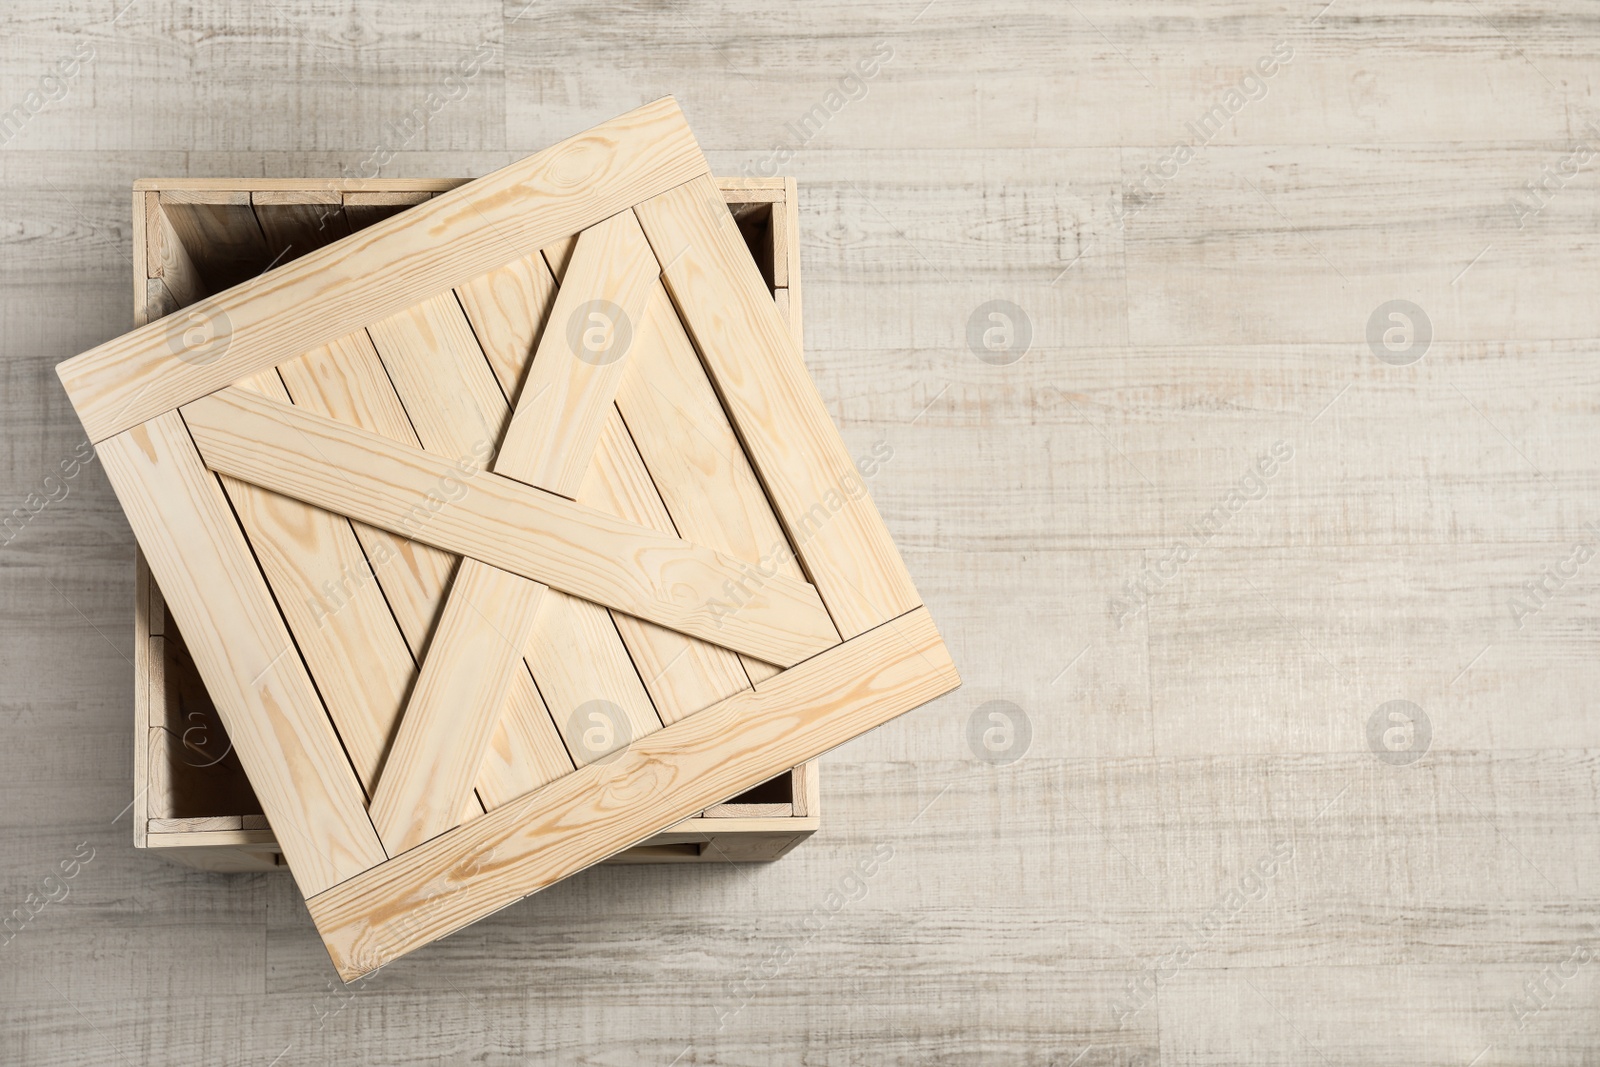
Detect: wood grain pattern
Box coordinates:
(182, 387, 839, 665)
(272, 329, 572, 817)
(215, 367, 415, 792)
(56, 98, 710, 442)
(144, 193, 205, 314)
(342, 189, 433, 231)
(366, 293, 511, 463)
(619, 282, 821, 682)
(96, 412, 385, 896)
(579, 413, 753, 722)
(156, 190, 269, 291)
(494, 209, 659, 498)
(518, 219, 759, 721)
(636, 175, 921, 638)
(472, 665, 573, 812)
(366, 269, 662, 800)
(452, 251, 561, 401)
(250, 190, 348, 267)
(307, 605, 958, 980)
(368, 558, 545, 853)
(273, 331, 458, 659)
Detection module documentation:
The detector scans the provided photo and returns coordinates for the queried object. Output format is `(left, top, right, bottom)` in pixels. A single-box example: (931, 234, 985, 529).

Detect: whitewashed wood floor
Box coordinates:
(4, 1, 1600, 1063)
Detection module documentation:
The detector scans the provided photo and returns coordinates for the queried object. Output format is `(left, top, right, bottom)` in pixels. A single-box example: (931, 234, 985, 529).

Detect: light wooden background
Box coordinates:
(4, 1, 1599, 1063)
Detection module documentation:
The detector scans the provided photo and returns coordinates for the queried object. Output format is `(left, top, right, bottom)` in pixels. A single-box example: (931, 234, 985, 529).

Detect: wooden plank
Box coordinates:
(142, 829, 279, 850)
(368, 558, 545, 853)
(97, 411, 385, 896)
(519, 589, 660, 767)
(342, 189, 431, 231)
(768, 197, 789, 290)
(717, 179, 786, 201)
(273, 330, 571, 816)
(59, 99, 709, 443)
(452, 251, 560, 402)
(366, 293, 510, 462)
(791, 759, 818, 818)
(370, 279, 664, 778)
(132, 190, 150, 327)
(474, 665, 572, 812)
(699, 803, 791, 819)
(156, 190, 271, 292)
(459, 242, 750, 726)
(618, 283, 821, 684)
(149, 816, 243, 833)
(182, 386, 838, 667)
(143, 278, 179, 323)
(135, 179, 461, 194)
(635, 175, 920, 639)
(274, 331, 456, 660)
(133, 553, 152, 847)
(251, 191, 349, 267)
(215, 368, 416, 792)
(579, 414, 752, 722)
(147, 559, 165, 635)
(307, 605, 958, 980)
(540, 234, 579, 281)
(367, 283, 641, 808)
(494, 209, 659, 498)
(144, 192, 207, 313)
(619, 282, 809, 558)
(158, 189, 252, 205)
(781, 176, 801, 348)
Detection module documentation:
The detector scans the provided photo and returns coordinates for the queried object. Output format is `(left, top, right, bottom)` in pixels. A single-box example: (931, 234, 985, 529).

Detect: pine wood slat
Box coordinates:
(144, 192, 205, 312)
(370, 276, 664, 774)
(366, 293, 511, 464)
(618, 282, 822, 684)
(308, 605, 958, 981)
(368, 558, 546, 853)
(366, 287, 648, 824)
(635, 176, 920, 639)
(451, 251, 561, 402)
(342, 189, 432, 231)
(273, 329, 573, 815)
(251, 190, 349, 267)
(180, 387, 838, 666)
(57, 98, 710, 442)
(494, 209, 659, 498)
(457, 238, 755, 729)
(216, 368, 416, 792)
(98, 412, 385, 897)
(579, 413, 752, 722)
(473, 664, 573, 811)
(156, 189, 270, 292)
(273, 331, 458, 659)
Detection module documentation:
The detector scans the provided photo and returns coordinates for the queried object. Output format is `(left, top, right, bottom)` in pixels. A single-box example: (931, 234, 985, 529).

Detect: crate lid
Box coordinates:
(56, 98, 957, 981)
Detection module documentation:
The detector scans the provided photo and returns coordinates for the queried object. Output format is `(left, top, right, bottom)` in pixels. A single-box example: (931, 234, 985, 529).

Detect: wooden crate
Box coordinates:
(64, 100, 954, 979)
(130, 172, 816, 873)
